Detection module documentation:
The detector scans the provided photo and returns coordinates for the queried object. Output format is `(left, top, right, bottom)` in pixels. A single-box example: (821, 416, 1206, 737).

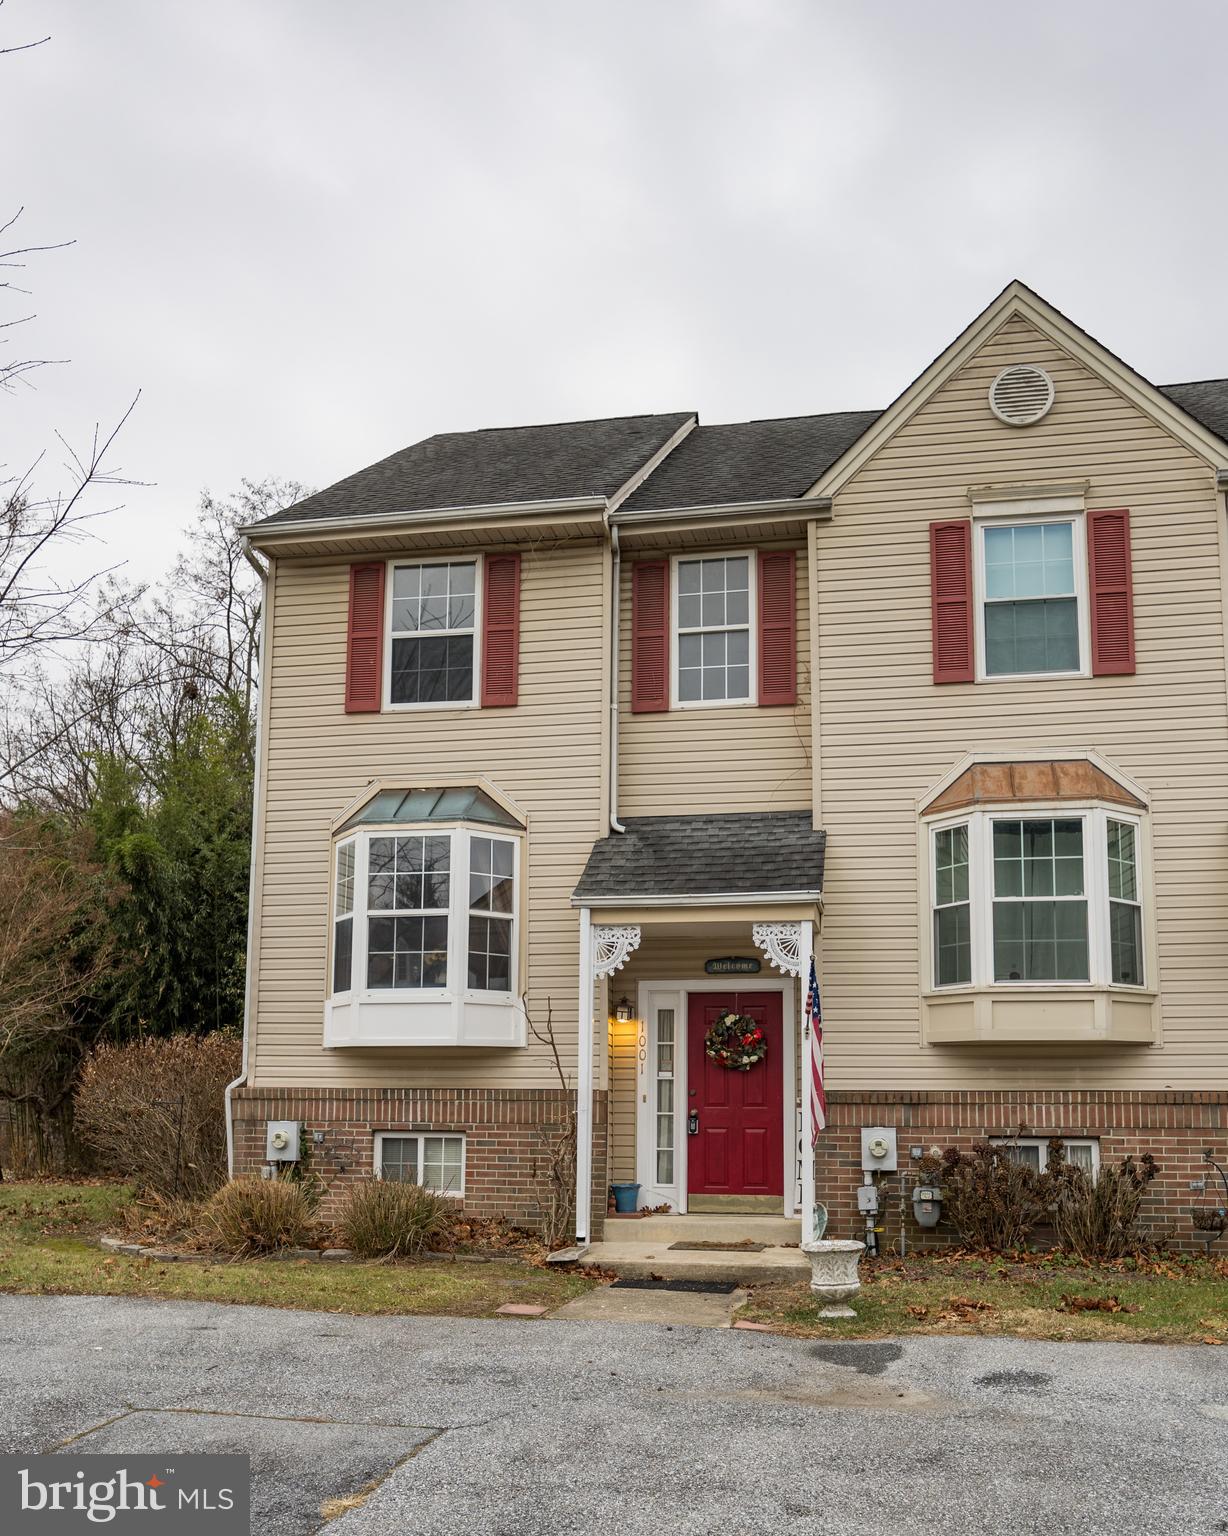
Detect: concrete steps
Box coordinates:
(585, 1213, 809, 1284)
(601, 1213, 801, 1246)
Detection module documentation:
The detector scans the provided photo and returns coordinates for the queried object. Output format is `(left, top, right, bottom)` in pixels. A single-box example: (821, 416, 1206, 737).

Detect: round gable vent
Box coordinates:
(988, 364, 1055, 426)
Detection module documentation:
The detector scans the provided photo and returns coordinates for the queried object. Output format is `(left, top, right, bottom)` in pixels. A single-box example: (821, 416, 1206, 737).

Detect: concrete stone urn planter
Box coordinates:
(801, 1238, 865, 1302)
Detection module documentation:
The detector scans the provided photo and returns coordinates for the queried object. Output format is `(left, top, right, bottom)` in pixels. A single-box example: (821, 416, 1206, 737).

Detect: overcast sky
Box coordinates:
(8, 0, 1228, 588)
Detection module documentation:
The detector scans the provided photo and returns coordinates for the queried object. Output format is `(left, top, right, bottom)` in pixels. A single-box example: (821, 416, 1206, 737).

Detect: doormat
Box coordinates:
(609, 1278, 739, 1295)
(667, 1241, 767, 1253)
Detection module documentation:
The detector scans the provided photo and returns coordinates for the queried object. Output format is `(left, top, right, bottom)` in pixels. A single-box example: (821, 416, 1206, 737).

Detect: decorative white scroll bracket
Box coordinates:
(753, 921, 803, 978)
(592, 924, 642, 978)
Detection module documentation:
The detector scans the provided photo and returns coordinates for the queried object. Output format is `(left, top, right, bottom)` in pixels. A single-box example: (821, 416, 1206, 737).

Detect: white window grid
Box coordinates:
(383, 557, 483, 710)
(332, 837, 357, 996)
(374, 1131, 466, 1196)
(328, 826, 519, 1003)
(972, 511, 1091, 683)
(655, 1007, 676, 1187)
(670, 552, 757, 709)
(927, 806, 1145, 992)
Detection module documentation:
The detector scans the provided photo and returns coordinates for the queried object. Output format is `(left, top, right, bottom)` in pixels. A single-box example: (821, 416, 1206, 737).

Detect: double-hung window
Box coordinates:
(991, 818, 1088, 982)
(991, 1136, 1100, 1177)
(929, 809, 1145, 991)
(674, 555, 753, 705)
(387, 560, 478, 706)
(975, 513, 1087, 680)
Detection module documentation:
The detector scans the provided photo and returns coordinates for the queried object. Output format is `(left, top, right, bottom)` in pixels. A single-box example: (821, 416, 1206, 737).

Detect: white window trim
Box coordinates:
(382, 555, 484, 711)
(927, 805, 1146, 993)
(972, 508, 1091, 683)
(669, 550, 758, 710)
(990, 1135, 1100, 1178)
(330, 824, 520, 1005)
(374, 1130, 467, 1197)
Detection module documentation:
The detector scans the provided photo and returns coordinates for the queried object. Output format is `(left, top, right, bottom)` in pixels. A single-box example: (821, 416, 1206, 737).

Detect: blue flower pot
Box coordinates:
(611, 1182, 641, 1214)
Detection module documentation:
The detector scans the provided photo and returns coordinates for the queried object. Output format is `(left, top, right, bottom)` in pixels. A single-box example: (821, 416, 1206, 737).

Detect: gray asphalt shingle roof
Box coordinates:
(617, 410, 882, 512)
(252, 377, 1228, 531)
(1160, 379, 1228, 445)
(258, 412, 694, 525)
(572, 812, 826, 902)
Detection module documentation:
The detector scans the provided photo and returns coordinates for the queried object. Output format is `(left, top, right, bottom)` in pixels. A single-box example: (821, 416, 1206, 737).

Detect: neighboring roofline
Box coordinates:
(571, 888, 823, 908)
(606, 415, 698, 514)
(610, 495, 832, 527)
(805, 279, 1228, 500)
(240, 495, 609, 543)
(917, 747, 1150, 815)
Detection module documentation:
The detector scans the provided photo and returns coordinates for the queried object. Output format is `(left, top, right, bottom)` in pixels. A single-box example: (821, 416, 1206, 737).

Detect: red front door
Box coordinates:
(687, 992, 784, 1198)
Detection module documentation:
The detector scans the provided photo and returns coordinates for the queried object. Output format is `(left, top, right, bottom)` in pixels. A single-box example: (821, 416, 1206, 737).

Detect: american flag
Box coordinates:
(805, 957, 827, 1145)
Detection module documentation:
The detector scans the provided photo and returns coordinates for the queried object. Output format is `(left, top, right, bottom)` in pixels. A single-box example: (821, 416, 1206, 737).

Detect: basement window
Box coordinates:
(990, 1136, 1099, 1178)
(375, 1132, 465, 1196)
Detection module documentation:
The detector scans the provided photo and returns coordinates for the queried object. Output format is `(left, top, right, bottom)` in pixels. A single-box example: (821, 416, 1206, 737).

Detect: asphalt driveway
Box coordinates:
(0, 1294, 1225, 1534)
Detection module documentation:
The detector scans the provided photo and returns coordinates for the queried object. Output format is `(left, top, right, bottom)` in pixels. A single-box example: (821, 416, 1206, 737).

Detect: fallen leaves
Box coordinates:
(1202, 1336, 1225, 1347)
(1058, 1294, 1141, 1314)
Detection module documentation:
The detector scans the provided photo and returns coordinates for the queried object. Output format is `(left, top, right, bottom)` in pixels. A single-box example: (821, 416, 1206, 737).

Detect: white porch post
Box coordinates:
(575, 905, 594, 1246)
(798, 919, 816, 1246)
(574, 915, 642, 1247)
(752, 918, 817, 1242)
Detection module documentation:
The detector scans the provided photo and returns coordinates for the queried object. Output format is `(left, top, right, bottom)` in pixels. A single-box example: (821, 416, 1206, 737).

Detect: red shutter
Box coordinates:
(481, 552, 521, 707)
(345, 561, 385, 713)
(631, 560, 670, 713)
(757, 549, 797, 706)
(1087, 509, 1135, 676)
(930, 520, 974, 684)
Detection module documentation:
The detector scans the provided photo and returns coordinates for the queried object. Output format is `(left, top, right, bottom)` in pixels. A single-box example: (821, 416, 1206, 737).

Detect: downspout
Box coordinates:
(224, 537, 271, 1177)
(609, 524, 625, 833)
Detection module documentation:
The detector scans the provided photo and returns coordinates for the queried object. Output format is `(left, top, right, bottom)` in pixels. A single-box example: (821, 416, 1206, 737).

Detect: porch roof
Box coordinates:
(572, 811, 825, 906)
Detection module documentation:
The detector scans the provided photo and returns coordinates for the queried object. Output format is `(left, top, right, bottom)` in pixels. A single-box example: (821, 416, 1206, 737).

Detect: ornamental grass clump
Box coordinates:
(338, 1177, 456, 1259)
(200, 1175, 318, 1254)
(1053, 1153, 1159, 1261)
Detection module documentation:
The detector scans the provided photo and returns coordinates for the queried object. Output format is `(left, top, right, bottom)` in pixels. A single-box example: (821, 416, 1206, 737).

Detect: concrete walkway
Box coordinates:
(2, 1294, 1225, 1535)
(551, 1283, 749, 1327)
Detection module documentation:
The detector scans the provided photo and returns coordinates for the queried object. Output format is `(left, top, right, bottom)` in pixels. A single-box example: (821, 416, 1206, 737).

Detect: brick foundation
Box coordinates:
(816, 1090, 1227, 1254)
(233, 1086, 608, 1239)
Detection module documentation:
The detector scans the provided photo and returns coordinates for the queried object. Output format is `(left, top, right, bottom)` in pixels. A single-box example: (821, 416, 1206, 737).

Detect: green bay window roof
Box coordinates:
(341, 786, 523, 833)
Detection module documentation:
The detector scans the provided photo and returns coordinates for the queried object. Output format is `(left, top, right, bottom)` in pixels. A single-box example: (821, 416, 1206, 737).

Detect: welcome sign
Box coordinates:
(703, 957, 761, 975)
(0, 1455, 249, 1533)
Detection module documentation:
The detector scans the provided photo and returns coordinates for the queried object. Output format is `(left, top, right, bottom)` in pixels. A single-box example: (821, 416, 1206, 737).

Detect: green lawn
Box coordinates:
(0, 1181, 595, 1317)
(741, 1252, 1228, 1344)
(1, 1182, 1223, 1341)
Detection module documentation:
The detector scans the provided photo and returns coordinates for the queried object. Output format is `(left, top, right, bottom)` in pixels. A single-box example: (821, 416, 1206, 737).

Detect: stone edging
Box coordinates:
(96, 1235, 527, 1265)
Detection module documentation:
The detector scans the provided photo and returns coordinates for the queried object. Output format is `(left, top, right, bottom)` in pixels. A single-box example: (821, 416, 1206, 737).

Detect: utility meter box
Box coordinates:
(856, 1183, 880, 1215)
(265, 1120, 301, 1162)
(860, 1125, 898, 1172)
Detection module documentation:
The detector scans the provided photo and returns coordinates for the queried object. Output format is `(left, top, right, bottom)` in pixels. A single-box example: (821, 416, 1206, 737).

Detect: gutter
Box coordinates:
(224, 537, 272, 1177)
(238, 495, 608, 543)
(609, 495, 832, 527)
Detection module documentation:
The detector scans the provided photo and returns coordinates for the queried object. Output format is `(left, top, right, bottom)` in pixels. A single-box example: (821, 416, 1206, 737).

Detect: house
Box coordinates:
(232, 281, 1228, 1251)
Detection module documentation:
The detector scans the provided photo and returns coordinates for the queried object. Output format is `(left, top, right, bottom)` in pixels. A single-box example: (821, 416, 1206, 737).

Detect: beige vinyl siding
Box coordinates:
(618, 543, 812, 815)
(816, 313, 1228, 1089)
(249, 540, 608, 1089)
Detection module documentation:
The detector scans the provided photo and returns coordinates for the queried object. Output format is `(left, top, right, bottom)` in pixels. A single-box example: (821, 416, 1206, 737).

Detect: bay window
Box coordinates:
(326, 802, 523, 1046)
(929, 808, 1145, 991)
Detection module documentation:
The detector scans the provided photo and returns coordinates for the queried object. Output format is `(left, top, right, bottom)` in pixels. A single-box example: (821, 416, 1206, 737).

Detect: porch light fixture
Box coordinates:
(613, 996, 632, 1023)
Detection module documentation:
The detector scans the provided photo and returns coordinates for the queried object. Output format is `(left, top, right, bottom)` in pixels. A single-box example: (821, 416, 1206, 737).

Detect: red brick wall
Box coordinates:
(232, 1086, 608, 1239)
(815, 1090, 1227, 1255)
